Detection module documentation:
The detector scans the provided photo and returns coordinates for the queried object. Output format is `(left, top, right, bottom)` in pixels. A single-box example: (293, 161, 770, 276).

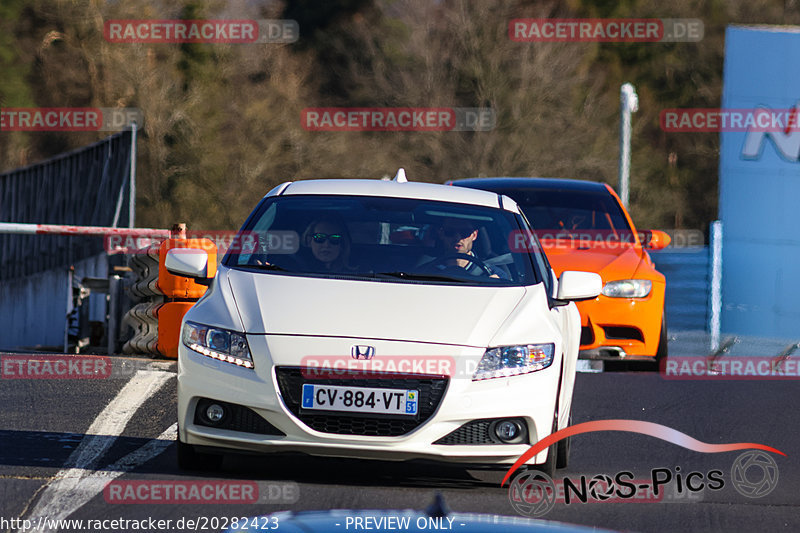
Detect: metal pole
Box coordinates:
(107, 274, 121, 356)
(618, 83, 638, 209)
(65, 267, 73, 353)
(709, 220, 723, 351)
(129, 122, 137, 228)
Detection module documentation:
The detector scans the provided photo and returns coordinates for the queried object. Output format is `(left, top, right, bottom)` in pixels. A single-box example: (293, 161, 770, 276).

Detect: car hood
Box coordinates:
(542, 243, 643, 281)
(227, 269, 526, 347)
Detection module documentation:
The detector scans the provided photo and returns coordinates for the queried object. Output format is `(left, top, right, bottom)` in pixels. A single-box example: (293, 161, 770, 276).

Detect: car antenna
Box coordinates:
(393, 168, 408, 183)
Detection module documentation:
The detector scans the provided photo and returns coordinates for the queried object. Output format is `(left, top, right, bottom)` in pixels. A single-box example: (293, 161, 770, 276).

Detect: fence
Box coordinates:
(0, 130, 135, 350)
(650, 247, 710, 332)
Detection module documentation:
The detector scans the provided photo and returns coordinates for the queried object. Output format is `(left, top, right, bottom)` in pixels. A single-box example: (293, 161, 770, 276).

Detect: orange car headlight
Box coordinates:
(601, 279, 652, 298)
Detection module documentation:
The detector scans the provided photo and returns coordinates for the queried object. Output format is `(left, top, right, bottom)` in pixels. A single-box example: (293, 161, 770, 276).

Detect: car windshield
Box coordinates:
(491, 188, 635, 244)
(224, 194, 539, 286)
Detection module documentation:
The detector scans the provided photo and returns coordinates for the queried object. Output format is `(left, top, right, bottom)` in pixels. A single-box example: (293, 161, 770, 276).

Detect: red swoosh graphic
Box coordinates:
(501, 419, 785, 486)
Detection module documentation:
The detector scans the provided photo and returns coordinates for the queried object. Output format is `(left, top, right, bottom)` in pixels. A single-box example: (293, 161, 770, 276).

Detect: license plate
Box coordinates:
(301, 384, 419, 416)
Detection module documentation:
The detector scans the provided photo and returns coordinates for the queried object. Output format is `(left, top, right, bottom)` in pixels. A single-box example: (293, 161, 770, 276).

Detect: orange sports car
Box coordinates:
(449, 177, 670, 367)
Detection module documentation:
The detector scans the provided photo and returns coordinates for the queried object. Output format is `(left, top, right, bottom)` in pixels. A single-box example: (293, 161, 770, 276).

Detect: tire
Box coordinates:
(556, 413, 572, 469)
(535, 417, 559, 477)
(653, 316, 668, 371)
(177, 433, 223, 471)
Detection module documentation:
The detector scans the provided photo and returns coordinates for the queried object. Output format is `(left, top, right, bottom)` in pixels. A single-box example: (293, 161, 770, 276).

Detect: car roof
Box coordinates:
(449, 177, 611, 193)
(277, 178, 520, 212)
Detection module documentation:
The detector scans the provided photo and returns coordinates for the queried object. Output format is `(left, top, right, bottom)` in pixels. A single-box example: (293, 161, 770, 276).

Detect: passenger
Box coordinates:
(302, 216, 352, 271)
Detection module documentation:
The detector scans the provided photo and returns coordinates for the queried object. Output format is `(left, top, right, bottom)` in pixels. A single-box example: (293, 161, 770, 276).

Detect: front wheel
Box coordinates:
(177, 433, 223, 471)
(653, 316, 668, 371)
(534, 417, 559, 477)
(556, 413, 572, 469)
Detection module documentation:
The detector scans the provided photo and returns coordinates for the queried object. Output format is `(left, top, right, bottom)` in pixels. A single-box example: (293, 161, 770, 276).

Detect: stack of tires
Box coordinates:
(122, 228, 216, 358)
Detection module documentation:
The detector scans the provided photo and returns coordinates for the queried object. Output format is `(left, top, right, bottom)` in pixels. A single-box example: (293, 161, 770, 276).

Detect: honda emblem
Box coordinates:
(351, 345, 376, 360)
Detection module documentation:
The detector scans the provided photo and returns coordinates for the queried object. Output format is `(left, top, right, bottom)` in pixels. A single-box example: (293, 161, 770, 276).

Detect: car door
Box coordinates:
(525, 226, 579, 430)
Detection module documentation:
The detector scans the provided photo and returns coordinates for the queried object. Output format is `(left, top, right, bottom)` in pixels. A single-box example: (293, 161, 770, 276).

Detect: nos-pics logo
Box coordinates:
(508, 450, 779, 518)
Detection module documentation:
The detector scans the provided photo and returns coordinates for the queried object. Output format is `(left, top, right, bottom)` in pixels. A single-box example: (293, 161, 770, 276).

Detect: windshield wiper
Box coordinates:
(372, 271, 468, 283)
(244, 262, 291, 272)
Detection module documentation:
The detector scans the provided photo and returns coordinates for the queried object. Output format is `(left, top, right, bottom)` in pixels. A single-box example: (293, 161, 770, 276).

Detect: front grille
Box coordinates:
(601, 326, 644, 342)
(434, 420, 493, 445)
(434, 418, 529, 445)
(194, 398, 285, 436)
(275, 367, 448, 436)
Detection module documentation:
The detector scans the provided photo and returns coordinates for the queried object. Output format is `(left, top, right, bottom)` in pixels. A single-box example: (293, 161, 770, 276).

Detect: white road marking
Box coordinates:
(102, 423, 177, 473)
(19, 370, 173, 533)
(24, 423, 179, 530)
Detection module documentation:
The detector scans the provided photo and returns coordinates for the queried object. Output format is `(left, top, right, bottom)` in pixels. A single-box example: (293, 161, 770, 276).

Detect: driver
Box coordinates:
(438, 219, 480, 268)
(425, 218, 506, 278)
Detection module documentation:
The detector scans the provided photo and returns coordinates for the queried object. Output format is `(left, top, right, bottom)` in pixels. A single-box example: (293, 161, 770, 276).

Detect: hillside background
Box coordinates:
(1, 0, 798, 233)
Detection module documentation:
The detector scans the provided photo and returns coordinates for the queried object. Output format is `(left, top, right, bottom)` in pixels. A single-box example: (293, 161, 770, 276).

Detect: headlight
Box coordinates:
(601, 279, 652, 298)
(472, 343, 555, 380)
(182, 322, 254, 369)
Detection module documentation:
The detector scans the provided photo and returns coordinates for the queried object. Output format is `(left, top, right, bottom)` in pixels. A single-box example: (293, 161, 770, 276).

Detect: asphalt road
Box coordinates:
(1, 354, 797, 533)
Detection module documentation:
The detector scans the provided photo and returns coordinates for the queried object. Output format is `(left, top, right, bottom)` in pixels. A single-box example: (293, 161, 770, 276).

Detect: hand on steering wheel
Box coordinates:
(419, 252, 494, 276)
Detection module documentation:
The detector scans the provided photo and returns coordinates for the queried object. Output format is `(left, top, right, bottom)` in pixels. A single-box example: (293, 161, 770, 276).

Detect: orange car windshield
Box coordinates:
(514, 190, 634, 243)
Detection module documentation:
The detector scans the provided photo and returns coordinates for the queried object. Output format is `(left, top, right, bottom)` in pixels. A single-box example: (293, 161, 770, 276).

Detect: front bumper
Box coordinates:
(177, 335, 562, 466)
(576, 282, 665, 359)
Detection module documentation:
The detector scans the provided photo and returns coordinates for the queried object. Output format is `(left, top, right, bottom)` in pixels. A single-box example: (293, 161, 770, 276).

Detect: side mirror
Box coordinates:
(639, 230, 671, 250)
(556, 271, 602, 301)
(165, 248, 210, 280)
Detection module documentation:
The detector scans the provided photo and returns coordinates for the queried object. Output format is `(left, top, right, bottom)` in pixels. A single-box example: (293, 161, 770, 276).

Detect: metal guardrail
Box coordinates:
(650, 247, 710, 332)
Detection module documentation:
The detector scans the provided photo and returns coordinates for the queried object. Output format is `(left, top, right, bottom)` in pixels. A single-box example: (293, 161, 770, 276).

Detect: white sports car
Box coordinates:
(167, 170, 601, 474)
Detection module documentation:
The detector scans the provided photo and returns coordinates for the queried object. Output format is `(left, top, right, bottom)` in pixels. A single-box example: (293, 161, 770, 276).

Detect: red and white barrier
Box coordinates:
(0, 222, 171, 238)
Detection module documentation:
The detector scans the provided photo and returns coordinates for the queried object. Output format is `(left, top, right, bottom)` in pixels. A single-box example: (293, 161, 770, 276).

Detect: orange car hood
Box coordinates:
(542, 242, 643, 281)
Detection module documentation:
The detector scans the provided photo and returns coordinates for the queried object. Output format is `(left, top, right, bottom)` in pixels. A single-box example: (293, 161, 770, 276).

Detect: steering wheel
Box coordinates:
(419, 253, 494, 277)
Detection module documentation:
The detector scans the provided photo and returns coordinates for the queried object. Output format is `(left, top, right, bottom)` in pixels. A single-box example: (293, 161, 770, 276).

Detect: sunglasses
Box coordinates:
(441, 227, 474, 238)
(312, 233, 343, 245)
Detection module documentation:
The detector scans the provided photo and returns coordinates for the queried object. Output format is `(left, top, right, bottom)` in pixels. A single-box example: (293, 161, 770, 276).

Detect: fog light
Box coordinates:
(205, 403, 225, 424)
(495, 420, 522, 442)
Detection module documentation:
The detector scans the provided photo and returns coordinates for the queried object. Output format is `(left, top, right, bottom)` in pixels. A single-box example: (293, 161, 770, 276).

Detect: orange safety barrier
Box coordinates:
(155, 236, 217, 358)
(156, 302, 196, 359)
(157, 238, 217, 298)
